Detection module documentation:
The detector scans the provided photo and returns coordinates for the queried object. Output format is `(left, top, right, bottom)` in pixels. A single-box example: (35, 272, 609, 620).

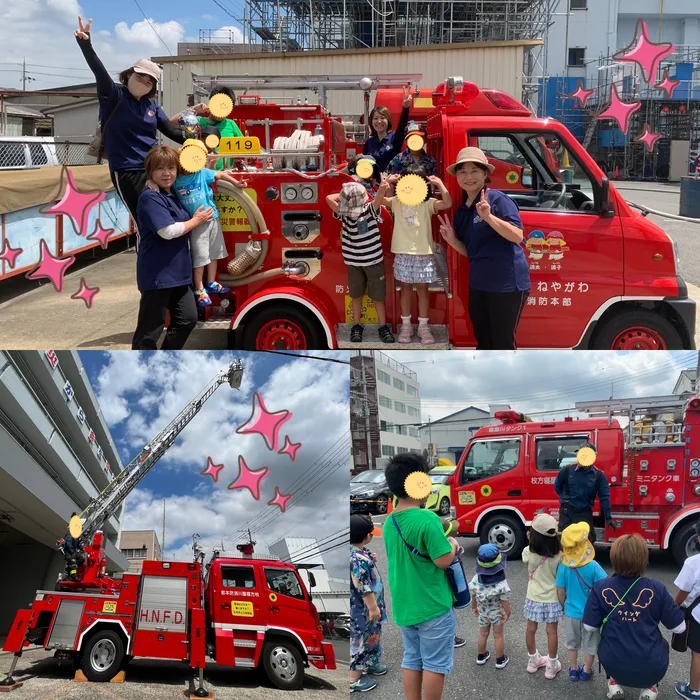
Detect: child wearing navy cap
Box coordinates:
(469, 543, 512, 668)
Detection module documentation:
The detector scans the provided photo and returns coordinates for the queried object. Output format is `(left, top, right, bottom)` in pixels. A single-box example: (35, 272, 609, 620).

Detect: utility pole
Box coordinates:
(21, 59, 35, 91)
(360, 353, 374, 470)
(162, 498, 165, 560)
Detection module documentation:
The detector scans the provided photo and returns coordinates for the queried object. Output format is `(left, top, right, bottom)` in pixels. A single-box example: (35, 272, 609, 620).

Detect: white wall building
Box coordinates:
(0, 350, 128, 634)
(544, 0, 700, 86)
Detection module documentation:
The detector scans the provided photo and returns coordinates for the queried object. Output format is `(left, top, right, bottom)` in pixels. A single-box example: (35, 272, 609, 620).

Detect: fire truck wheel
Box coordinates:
(262, 640, 304, 690)
(591, 309, 683, 350)
(80, 629, 125, 682)
(438, 497, 451, 516)
(480, 514, 526, 558)
(241, 304, 326, 351)
(672, 520, 700, 565)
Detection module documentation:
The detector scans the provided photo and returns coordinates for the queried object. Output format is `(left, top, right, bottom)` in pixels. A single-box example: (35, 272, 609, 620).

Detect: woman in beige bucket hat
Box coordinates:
(438, 147, 531, 349)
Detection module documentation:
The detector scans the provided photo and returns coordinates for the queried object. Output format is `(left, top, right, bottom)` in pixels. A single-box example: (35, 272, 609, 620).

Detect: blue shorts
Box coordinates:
(399, 609, 456, 676)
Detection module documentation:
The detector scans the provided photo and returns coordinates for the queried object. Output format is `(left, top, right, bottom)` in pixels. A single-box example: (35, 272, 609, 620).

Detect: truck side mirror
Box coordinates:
(598, 176, 614, 217)
(308, 571, 317, 589)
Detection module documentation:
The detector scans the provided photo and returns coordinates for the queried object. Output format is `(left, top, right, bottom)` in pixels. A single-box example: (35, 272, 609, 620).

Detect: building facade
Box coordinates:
(0, 350, 128, 634)
(350, 351, 421, 473)
(120, 530, 162, 573)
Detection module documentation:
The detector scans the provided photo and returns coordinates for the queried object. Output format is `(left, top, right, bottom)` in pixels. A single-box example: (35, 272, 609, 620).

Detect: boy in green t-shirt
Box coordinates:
(383, 453, 458, 700)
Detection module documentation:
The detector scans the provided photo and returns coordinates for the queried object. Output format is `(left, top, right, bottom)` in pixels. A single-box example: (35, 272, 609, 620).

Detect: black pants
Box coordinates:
(468, 288, 529, 350)
(559, 506, 596, 543)
(110, 169, 147, 227)
(132, 286, 197, 350)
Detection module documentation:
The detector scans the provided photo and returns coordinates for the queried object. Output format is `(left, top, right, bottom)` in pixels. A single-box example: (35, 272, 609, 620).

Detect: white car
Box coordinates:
(0, 136, 60, 170)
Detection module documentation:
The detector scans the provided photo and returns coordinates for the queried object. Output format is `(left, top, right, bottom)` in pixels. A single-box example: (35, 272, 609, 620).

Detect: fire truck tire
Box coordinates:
(671, 520, 700, 565)
(591, 309, 683, 350)
(262, 639, 305, 690)
(80, 629, 126, 682)
(479, 514, 526, 558)
(241, 304, 326, 350)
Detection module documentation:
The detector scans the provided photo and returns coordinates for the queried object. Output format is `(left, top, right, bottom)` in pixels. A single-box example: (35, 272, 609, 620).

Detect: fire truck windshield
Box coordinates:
(461, 438, 521, 483)
(264, 568, 305, 600)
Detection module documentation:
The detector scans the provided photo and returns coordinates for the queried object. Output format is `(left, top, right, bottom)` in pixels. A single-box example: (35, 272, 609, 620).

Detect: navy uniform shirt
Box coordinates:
(554, 464, 612, 521)
(362, 106, 410, 172)
(454, 187, 530, 293)
(135, 189, 193, 292)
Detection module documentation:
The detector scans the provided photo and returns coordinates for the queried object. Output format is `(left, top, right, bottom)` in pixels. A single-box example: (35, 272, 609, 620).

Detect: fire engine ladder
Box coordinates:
(77, 361, 244, 543)
(575, 395, 687, 448)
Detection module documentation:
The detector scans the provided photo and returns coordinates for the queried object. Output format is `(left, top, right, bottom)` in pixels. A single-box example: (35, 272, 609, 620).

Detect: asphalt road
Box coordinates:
(369, 513, 690, 700)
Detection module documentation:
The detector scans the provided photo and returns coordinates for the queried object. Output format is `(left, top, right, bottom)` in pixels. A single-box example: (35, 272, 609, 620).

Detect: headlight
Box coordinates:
(431, 488, 440, 494)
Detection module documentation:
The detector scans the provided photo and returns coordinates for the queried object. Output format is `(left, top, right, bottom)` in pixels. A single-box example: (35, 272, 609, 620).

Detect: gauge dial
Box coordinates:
(301, 186, 314, 201)
(285, 187, 298, 201)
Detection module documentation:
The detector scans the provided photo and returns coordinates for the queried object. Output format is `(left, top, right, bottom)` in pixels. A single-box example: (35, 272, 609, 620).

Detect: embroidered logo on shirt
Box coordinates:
(147, 110, 156, 117)
(473, 215, 483, 224)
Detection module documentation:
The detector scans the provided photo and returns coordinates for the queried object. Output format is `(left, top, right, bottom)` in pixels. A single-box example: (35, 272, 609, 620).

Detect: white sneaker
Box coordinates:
(607, 679, 625, 699)
(639, 687, 658, 700)
(527, 653, 547, 673)
(545, 658, 562, 680)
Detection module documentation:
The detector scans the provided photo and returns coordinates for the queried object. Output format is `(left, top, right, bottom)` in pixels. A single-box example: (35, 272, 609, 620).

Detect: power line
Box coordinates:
(259, 350, 351, 365)
(132, 0, 174, 55)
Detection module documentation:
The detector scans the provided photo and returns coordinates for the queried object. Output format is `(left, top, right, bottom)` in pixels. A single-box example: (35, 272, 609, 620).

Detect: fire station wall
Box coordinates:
(158, 41, 537, 121)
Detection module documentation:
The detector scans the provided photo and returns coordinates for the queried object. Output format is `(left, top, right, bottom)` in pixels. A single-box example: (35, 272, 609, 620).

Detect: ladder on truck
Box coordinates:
(575, 395, 687, 447)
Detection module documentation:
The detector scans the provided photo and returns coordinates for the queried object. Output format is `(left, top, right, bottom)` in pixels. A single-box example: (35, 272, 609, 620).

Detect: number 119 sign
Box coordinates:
(218, 137, 261, 155)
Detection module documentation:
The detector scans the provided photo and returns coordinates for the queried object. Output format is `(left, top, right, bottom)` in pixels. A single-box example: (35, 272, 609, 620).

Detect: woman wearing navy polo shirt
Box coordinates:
(75, 16, 184, 225)
(439, 147, 530, 350)
(132, 146, 213, 350)
(362, 86, 412, 172)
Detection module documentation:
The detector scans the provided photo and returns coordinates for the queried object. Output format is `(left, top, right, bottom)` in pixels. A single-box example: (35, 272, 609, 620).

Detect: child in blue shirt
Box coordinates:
(555, 522, 607, 682)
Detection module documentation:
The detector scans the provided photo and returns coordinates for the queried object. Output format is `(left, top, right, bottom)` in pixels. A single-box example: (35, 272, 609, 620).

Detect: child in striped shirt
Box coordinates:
(326, 177, 395, 344)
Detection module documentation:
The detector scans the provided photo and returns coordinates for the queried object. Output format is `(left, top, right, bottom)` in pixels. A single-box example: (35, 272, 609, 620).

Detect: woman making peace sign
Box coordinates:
(362, 85, 413, 172)
(74, 16, 185, 226)
(439, 147, 530, 350)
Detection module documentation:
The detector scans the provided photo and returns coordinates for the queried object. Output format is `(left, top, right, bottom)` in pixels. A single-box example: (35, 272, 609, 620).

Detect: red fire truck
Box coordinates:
(192, 75, 694, 351)
(449, 395, 700, 566)
(1, 363, 335, 694)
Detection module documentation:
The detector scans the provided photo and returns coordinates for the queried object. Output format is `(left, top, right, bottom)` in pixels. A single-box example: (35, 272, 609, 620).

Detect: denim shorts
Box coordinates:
(399, 608, 456, 676)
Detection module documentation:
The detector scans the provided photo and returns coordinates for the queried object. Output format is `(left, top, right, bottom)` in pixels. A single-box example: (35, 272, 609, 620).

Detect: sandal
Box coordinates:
(350, 324, 363, 342)
(205, 281, 230, 295)
(195, 289, 212, 307)
(398, 324, 413, 344)
(417, 324, 435, 345)
(378, 324, 395, 343)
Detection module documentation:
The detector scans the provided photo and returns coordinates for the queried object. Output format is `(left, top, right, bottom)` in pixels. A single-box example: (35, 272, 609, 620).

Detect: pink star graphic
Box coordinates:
(567, 79, 595, 109)
(267, 486, 292, 513)
(200, 456, 225, 483)
(612, 18, 675, 84)
(25, 239, 75, 293)
(40, 166, 105, 237)
(0, 239, 23, 269)
(86, 221, 115, 250)
(654, 68, 681, 99)
(598, 83, 641, 135)
(236, 392, 292, 451)
(634, 123, 663, 153)
(70, 277, 100, 308)
(278, 435, 302, 461)
(227, 455, 269, 500)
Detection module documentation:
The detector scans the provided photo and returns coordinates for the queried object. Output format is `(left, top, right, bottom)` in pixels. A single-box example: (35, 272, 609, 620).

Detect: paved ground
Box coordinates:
(0, 645, 345, 699)
(0, 183, 698, 350)
(368, 513, 690, 700)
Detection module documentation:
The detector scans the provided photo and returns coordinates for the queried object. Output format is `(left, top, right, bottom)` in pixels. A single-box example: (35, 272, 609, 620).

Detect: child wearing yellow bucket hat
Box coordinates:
(555, 521, 607, 682)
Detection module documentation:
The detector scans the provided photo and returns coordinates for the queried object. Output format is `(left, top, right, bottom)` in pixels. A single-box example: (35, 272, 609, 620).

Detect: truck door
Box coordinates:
(262, 566, 314, 642)
(462, 129, 624, 348)
(528, 432, 593, 522)
(453, 434, 525, 533)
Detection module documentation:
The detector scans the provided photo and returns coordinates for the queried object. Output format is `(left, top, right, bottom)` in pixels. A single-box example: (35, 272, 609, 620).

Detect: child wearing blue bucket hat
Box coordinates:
(469, 543, 512, 669)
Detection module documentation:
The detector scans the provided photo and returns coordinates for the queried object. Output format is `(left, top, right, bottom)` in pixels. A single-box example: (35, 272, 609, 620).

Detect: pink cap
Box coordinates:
(131, 58, 160, 82)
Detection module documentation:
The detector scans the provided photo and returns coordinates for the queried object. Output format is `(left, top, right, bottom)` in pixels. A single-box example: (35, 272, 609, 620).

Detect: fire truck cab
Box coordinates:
(450, 397, 700, 565)
(196, 76, 694, 351)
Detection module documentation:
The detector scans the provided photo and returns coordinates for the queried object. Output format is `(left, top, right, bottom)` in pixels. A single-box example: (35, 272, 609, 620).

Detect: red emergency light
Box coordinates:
(432, 78, 480, 106)
(495, 410, 526, 424)
(481, 89, 529, 112)
(237, 543, 255, 555)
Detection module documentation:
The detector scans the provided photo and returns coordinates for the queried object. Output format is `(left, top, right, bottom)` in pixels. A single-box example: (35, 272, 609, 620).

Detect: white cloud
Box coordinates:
(201, 14, 216, 21)
(209, 24, 244, 43)
(114, 18, 185, 51)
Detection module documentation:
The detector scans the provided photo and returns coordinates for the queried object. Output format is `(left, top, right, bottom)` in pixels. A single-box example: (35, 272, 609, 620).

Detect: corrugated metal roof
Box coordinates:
(1, 104, 46, 118)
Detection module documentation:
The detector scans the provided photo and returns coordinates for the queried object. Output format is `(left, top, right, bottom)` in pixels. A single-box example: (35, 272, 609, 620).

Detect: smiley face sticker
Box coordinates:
(406, 133, 425, 152)
(179, 139, 208, 173)
(355, 159, 375, 180)
(405, 471, 432, 500)
(480, 485, 493, 498)
(395, 173, 429, 207)
(209, 93, 234, 120)
(577, 446, 596, 467)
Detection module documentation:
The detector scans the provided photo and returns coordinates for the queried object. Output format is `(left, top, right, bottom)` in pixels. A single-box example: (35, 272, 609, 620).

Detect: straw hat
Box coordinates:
(561, 522, 595, 568)
(446, 147, 495, 176)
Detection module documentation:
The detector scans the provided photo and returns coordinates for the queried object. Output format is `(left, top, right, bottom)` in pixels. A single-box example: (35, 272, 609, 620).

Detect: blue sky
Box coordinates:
(77, 350, 350, 577)
(1, 0, 247, 91)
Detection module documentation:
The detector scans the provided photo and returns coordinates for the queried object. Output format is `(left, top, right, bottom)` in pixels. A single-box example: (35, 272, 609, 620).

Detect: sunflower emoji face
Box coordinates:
(480, 485, 492, 498)
(405, 471, 433, 501)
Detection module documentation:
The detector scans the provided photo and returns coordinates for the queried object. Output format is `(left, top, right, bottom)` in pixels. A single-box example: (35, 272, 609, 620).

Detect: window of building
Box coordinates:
(535, 435, 591, 471)
(395, 425, 407, 436)
(408, 406, 420, 418)
(264, 568, 305, 600)
(121, 548, 148, 558)
(221, 565, 256, 588)
(382, 444, 396, 457)
(397, 447, 409, 454)
(381, 420, 394, 433)
(407, 385, 419, 398)
(378, 395, 393, 409)
(377, 369, 391, 384)
(394, 401, 406, 413)
(393, 378, 405, 391)
(409, 427, 419, 438)
(570, 0, 587, 8)
(568, 47, 585, 67)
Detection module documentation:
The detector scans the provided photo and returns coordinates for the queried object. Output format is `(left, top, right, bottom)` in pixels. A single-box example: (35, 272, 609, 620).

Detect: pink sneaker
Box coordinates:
(398, 324, 413, 344)
(526, 654, 547, 673)
(417, 325, 435, 345)
(545, 658, 562, 680)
